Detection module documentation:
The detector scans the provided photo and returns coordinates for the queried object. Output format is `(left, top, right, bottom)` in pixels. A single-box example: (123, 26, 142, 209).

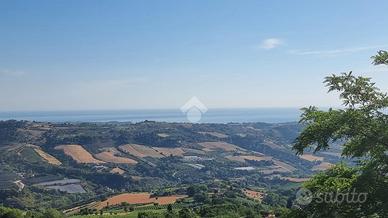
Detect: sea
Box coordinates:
(0, 108, 302, 123)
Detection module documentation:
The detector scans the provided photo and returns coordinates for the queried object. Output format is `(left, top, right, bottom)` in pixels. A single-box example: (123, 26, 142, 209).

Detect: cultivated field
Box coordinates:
(33, 148, 62, 165)
(119, 144, 163, 158)
(96, 193, 187, 209)
(46, 184, 86, 193)
(35, 178, 86, 194)
(55, 144, 105, 164)
(321, 151, 342, 157)
(300, 154, 324, 162)
(312, 162, 334, 171)
(263, 139, 284, 150)
(256, 159, 296, 174)
(226, 155, 272, 162)
(95, 151, 137, 164)
(198, 131, 229, 138)
(272, 160, 297, 172)
(181, 148, 206, 155)
(119, 144, 187, 158)
(281, 177, 309, 183)
(154, 195, 186, 205)
(110, 167, 125, 175)
(198, 141, 243, 152)
(152, 147, 185, 157)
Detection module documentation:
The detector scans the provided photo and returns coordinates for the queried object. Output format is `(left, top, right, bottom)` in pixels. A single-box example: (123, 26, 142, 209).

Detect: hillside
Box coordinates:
(0, 120, 341, 211)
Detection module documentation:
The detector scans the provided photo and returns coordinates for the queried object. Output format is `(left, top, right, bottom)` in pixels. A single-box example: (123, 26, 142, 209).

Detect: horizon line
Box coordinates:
(0, 106, 337, 113)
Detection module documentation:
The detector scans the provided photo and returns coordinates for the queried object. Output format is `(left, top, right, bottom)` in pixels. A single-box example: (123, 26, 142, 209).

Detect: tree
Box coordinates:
(372, 50, 388, 65)
(137, 211, 164, 218)
(42, 208, 64, 218)
(164, 204, 177, 218)
(178, 208, 198, 218)
(0, 206, 23, 218)
(167, 204, 173, 213)
(292, 51, 388, 217)
(187, 185, 207, 197)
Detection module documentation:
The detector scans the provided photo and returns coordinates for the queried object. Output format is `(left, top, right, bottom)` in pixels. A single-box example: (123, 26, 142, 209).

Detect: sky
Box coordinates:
(1, 0, 388, 111)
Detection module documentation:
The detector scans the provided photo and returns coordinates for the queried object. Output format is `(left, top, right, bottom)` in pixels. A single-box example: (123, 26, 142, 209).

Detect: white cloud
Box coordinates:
(289, 45, 387, 56)
(260, 38, 284, 50)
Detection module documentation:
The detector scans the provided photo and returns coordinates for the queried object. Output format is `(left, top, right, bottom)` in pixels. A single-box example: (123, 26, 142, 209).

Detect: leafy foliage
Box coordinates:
(0, 206, 63, 218)
(292, 51, 388, 217)
(372, 50, 388, 65)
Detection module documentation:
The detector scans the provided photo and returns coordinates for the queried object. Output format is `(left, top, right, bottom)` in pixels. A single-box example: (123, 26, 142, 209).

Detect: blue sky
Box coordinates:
(1, 0, 388, 111)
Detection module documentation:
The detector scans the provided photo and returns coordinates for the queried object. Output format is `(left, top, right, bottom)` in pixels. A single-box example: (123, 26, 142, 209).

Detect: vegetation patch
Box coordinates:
(242, 189, 265, 201)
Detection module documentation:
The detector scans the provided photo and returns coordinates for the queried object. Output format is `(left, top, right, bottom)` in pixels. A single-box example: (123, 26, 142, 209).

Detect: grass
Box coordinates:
(20, 147, 44, 163)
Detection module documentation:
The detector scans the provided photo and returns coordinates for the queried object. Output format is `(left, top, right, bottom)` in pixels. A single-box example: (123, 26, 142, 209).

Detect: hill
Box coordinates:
(0, 120, 341, 211)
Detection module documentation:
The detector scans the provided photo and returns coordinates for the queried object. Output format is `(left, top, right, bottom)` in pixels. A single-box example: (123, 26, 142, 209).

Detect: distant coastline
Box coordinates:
(0, 108, 301, 123)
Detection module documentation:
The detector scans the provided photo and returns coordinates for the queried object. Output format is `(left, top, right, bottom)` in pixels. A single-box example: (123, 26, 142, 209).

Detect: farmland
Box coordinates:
(312, 162, 334, 171)
(110, 167, 125, 175)
(280, 177, 309, 183)
(0, 120, 341, 212)
(300, 154, 324, 162)
(95, 150, 137, 164)
(152, 147, 185, 157)
(96, 193, 187, 209)
(55, 144, 105, 164)
(198, 141, 243, 152)
(33, 147, 62, 165)
(226, 155, 272, 162)
(119, 144, 163, 158)
(34, 178, 86, 193)
(198, 131, 229, 138)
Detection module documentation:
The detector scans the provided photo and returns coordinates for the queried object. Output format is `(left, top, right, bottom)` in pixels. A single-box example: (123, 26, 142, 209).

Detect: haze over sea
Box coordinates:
(0, 108, 301, 123)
